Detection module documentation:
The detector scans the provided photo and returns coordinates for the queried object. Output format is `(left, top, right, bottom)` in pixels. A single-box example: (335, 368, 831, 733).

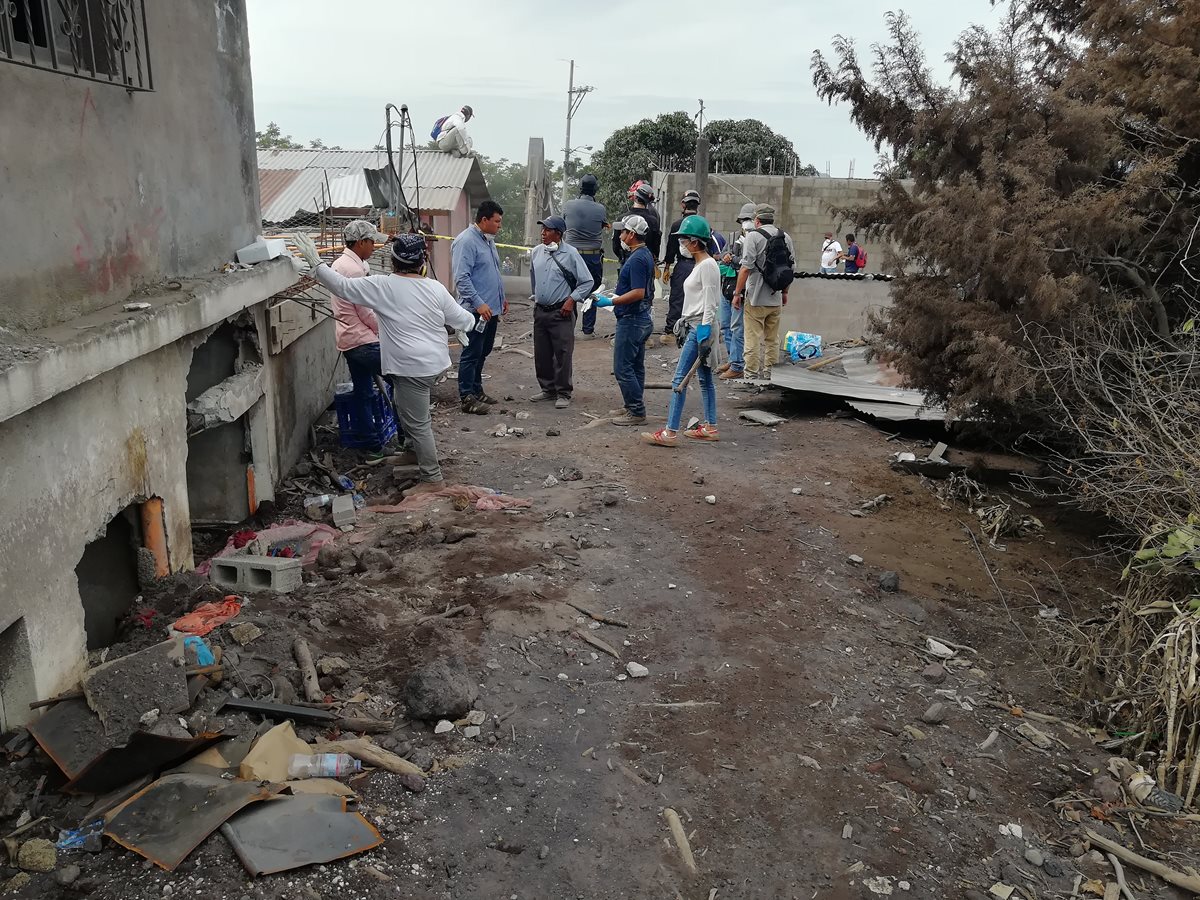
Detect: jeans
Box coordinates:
(613, 314, 653, 416)
(457, 312, 499, 399)
(719, 296, 744, 371)
(578, 251, 604, 333)
(343, 343, 387, 447)
(820, 265, 838, 274)
(386, 374, 442, 482)
(667, 329, 717, 431)
(533, 304, 575, 397)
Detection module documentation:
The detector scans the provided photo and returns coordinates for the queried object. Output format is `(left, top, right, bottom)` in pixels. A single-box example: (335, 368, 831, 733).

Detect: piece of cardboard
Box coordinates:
(238, 722, 312, 782)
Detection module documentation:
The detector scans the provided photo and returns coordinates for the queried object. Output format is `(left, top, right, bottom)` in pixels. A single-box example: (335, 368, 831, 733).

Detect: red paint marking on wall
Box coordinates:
(72, 207, 166, 293)
(78, 87, 98, 146)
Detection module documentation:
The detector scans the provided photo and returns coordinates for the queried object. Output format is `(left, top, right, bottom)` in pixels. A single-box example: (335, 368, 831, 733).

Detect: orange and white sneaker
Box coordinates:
(684, 423, 720, 442)
(640, 428, 678, 448)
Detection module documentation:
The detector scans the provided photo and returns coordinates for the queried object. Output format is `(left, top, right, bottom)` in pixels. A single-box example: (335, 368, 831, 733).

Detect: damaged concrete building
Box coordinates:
(0, 2, 336, 728)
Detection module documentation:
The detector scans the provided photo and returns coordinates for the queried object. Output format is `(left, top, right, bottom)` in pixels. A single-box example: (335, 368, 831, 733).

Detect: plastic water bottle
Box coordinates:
(473, 316, 487, 333)
(287, 753, 362, 779)
(303, 494, 332, 510)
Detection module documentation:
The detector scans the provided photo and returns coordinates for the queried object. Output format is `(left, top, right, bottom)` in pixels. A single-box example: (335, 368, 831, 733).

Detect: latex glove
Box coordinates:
(291, 232, 321, 269)
(455, 329, 471, 348)
(580, 297, 594, 315)
(695, 323, 712, 345)
(592, 294, 614, 308)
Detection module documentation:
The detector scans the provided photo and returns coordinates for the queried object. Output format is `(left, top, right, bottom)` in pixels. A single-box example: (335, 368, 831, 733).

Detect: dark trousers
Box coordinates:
(666, 258, 695, 332)
(578, 251, 604, 333)
(457, 313, 499, 399)
(613, 313, 653, 416)
(533, 304, 576, 397)
(343, 342, 400, 449)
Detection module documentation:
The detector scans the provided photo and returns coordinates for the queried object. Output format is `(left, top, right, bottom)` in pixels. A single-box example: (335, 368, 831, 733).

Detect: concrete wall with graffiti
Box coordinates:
(0, 0, 259, 331)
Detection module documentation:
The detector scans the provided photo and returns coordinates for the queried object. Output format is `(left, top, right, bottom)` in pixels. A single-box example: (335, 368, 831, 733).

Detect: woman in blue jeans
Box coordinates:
(642, 216, 722, 447)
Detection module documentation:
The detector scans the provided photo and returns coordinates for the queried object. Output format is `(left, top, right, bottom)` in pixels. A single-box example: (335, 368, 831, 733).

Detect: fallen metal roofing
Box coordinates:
(847, 400, 949, 422)
(770, 366, 930, 406)
(256, 148, 489, 224)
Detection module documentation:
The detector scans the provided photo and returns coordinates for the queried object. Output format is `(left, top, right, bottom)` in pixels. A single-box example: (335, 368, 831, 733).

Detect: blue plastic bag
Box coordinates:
(183, 635, 215, 667)
(784, 331, 822, 361)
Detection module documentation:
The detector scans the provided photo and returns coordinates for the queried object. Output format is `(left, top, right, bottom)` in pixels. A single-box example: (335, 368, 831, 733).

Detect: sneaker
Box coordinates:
(640, 428, 678, 447)
(461, 396, 490, 415)
(529, 391, 556, 402)
(607, 407, 629, 417)
(741, 371, 761, 380)
(611, 413, 647, 426)
(555, 396, 571, 409)
(403, 479, 446, 497)
(719, 368, 744, 381)
(478, 392, 499, 405)
(761, 368, 772, 381)
(684, 423, 720, 442)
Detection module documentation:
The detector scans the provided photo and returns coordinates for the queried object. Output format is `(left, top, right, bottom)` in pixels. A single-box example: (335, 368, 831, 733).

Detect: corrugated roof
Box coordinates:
(256, 149, 488, 224)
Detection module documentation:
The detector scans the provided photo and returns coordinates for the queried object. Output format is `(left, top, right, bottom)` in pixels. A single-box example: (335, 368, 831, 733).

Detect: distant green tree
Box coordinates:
(255, 122, 303, 150)
(308, 138, 343, 150)
(590, 112, 698, 214)
(476, 155, 529, 248)
(703, 119, 817, 176)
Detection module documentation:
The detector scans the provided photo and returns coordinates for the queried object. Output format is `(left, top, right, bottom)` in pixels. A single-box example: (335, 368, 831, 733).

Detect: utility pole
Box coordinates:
(561, 60, 594, 209)
(696, 98, 706, 136)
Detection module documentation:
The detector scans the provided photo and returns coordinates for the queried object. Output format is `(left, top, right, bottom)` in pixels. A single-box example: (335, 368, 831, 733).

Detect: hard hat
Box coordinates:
(634, 183, 656, 203)
(580, 174, 598, 195)
(682, 189, 701, 204)
(736, 202, 757, 222)
(627, 179, 646, 200)
(391, 233, 427, 265)
(674, 215, 712, 241)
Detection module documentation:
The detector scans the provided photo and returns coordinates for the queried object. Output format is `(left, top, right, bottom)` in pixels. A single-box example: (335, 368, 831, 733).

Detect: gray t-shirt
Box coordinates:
(741, 225, 795, 308)
(562, 196, 608, 252)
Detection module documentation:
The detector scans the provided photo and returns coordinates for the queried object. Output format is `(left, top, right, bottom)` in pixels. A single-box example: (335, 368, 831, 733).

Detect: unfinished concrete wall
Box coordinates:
(266, 317, 345, 477)
(779, 279, 893, 344)
(0, 341, 194, 717)
(0, 0, 259, 331)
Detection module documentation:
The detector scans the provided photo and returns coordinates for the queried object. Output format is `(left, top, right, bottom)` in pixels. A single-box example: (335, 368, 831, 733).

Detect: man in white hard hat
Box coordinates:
(434, 105, 475, 157)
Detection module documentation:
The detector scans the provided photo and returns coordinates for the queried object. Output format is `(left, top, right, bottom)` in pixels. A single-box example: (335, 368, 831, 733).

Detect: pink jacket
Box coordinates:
(331, 248, 379, 351)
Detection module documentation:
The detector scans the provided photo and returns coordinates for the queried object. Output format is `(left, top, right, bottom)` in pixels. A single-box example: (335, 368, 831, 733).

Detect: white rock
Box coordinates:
(625, 662, 649, 679)
(466, 710, 487, 726)
(434, 720, 454, 734)
(791, 487, 803, 495)
(704, 495, 717, 505)
(556, 673, 569, 681)
(998, 823, 1023, 839)
(864, 876, 893, 896)
(798, 755, 822, 770)
(847, 554, 864, 565)
(543, 475, 559, 488)
(925, 638, 957, 659)
(668, 583, 677, 590)
(463, 726, 481, 738)
(616, 674, 628, 682)
(898, 881, 911, 891)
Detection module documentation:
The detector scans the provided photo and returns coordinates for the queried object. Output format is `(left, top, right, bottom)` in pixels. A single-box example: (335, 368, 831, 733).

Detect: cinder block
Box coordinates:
(332, 494, 356, 528)
(209, 555, 303, 594)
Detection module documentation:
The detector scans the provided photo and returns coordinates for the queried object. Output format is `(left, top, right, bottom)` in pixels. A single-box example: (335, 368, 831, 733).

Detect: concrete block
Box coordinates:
(331, 494, 356, 528)
(210, 554, 303, 594)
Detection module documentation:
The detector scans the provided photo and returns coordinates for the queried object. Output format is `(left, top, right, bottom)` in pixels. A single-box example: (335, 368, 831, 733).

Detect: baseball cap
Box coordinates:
(754, 203, 776, 221)
(343, 220, 388, 243)
(615, 215, 649, 236)
(682, 189, 701, 203)
(538, 215, 567, 232)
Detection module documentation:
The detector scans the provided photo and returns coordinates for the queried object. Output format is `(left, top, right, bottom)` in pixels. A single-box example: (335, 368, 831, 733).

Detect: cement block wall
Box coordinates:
(267, 316, 346, 477)
(0, 0, 259, 331)
(780, 279, 893, 344)
(654, 172, 906, 275)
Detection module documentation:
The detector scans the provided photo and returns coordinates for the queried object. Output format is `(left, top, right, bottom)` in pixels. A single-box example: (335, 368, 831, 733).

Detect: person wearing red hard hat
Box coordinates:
(612, 180, 662, 264)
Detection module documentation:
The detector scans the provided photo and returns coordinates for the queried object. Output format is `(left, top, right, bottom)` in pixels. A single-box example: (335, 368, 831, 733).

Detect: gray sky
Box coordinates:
(247, 1, 1005, 175)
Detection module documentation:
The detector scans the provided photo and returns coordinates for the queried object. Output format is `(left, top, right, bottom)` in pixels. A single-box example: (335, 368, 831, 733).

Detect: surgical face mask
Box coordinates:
(741, 221, 752, 233)
(545, 241, 559, 252)
(677, 240, 693, 259)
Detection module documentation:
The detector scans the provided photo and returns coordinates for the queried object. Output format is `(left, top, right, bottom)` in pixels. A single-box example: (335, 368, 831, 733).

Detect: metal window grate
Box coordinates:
(0, 0, 152, 91)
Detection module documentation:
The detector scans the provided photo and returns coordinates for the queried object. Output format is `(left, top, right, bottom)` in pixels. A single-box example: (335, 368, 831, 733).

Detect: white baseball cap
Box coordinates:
(343, 220, 388, 243)
(615, 214, 649, 236)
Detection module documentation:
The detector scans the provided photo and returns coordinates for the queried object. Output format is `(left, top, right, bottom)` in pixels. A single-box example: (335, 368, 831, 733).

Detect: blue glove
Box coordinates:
(695, 323, 712, 344)
(593, 294, 614, 308)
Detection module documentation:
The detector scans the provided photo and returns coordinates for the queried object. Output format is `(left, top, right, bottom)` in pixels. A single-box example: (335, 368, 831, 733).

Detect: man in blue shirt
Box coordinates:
(452, 200, 507, 414)
(528, 216, 594, 409)
(601, 215, 656, 426)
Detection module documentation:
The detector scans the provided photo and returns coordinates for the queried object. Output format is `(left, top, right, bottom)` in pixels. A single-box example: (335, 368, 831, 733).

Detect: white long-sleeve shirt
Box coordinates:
(312, 264, 475, 378)
(680, 256, 722, 327)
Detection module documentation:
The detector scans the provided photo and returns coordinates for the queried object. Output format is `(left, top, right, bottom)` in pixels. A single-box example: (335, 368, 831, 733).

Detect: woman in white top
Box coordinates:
(642, 216, 723, 447)
(294, 232, 476, 492)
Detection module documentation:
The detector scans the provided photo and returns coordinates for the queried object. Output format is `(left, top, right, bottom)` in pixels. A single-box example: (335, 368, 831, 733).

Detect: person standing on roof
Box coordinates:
(528, 215, 593, 410)
(715, 201, 756, 381)
(661, 190, 719, 343)
(291, 233, 476, 495)
(452, 200, 506, 414)
(561, 174, 608, 336)
(641, 216, 722, 447)
(434, 105, 475, 157)
(330, 220, 404, 456)
(612, 180, 662, 264)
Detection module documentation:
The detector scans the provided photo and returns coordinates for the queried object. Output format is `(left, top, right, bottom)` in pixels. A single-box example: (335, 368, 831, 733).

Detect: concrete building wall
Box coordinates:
(0, 0, 259, 331)
(780, 278, 893, 344)
(266, 317, 344, 475)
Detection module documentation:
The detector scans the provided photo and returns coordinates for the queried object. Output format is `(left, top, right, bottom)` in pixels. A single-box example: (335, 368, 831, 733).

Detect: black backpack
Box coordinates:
(754, 228, 795, 292)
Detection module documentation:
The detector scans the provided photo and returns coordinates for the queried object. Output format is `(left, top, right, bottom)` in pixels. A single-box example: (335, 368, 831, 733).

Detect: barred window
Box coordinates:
(1, 0, 152, 91)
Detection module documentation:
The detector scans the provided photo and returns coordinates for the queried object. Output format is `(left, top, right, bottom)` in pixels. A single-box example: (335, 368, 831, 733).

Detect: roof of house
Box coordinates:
(256, 148, 488, 224)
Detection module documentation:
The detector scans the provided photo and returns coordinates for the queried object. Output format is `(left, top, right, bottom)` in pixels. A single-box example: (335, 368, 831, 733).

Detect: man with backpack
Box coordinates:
(842, 233, 867, 273)
(433, 105, 474, 157)
(732, 204, 795, 380)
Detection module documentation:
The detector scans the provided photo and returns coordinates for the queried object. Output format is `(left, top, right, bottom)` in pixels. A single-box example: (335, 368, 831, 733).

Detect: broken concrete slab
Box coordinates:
(82, 639, 189, 740)
(185, 365, 264, 432)
(104, 773, 278, 871)
(221, 793, 382, 876)
(209, 554, 303, 593)
(332, 494, 357, 528)
(738, 409, 786, 427)
(228, 622, 263, 646)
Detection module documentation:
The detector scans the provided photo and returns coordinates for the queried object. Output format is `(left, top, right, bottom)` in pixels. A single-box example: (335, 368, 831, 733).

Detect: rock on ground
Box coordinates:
(17, 837, 56, 872)
(402, 657, 479, 721)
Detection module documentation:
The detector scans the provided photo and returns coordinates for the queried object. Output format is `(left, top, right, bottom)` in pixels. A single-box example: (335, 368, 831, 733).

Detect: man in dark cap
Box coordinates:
(528, 216, 594, 409)
(562, 173, 608, 335)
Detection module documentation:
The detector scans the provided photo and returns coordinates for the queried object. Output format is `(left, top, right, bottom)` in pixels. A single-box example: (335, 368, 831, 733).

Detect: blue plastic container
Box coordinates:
(334, 381, 398, 449)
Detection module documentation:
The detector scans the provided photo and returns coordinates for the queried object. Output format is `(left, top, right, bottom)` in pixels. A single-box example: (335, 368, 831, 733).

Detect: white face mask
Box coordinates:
(677, 240, 693, 259)
(741, 221, 752, 233)
(545, 241, 559, 252)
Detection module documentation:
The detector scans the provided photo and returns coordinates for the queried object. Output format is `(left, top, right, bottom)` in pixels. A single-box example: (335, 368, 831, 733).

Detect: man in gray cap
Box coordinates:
(331, 219, 396, 453)
(733, 203, 795, 380)
(528, 215, 594, 409)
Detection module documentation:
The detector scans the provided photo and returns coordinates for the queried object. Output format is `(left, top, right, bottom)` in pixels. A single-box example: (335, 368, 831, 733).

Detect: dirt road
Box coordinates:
(7, 317, 1187, 899)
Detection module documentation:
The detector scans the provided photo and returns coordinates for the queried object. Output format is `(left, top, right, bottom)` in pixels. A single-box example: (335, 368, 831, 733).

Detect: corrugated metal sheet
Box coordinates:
(256, 149, 488, 224)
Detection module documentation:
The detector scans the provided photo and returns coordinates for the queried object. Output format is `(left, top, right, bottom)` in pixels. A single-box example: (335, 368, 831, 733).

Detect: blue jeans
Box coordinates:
(578, 251, 604, 333)
(343, 343, 386, 445)
(667, 329, 717, 431)
(458, 313, 499, 399)
(719, 295, 744, 371)
(613, 314, 653, 416)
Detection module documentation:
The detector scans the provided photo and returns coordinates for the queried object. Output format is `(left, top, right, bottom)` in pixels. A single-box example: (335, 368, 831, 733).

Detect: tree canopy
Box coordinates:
(255, 122, 341, 151)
